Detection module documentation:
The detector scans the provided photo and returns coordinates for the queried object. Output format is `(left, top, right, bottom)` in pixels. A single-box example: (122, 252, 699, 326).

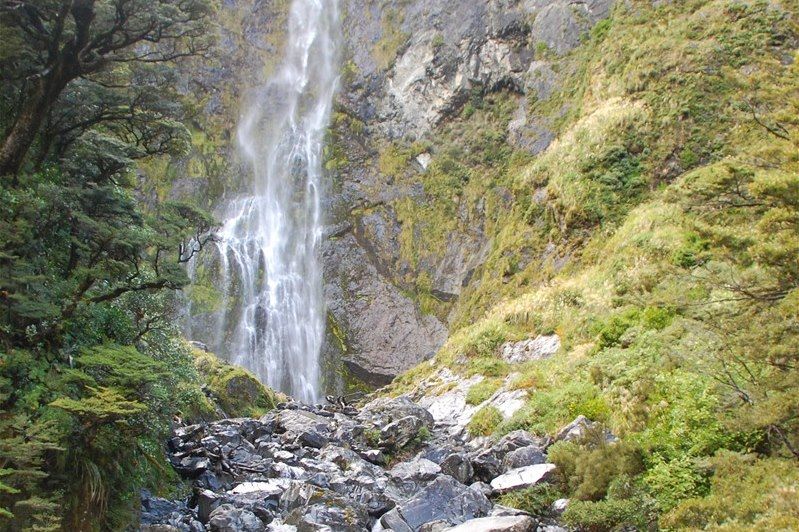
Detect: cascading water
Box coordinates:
(186, 0, 340, 403)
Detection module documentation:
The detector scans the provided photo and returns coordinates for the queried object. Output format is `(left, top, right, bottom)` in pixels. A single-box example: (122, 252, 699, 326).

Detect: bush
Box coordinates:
(548, 438, 645, 501)
(662, 452, 799, 530)
(643, 455, 706, 513)
(562, 498, 647, 531)
(468, 406, 504, 437)
(465, 378, 503, 405)
(497, 484, 564, 516)
(465, 358, 510, 378)
(499, 380, 610, 436)
(459, 321, 509, 358)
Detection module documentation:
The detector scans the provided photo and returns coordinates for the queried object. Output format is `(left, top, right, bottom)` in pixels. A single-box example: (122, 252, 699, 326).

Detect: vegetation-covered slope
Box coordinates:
(386, 1, 799, 529)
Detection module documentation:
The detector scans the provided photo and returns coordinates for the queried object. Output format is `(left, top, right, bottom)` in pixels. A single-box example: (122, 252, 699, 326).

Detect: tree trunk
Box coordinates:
(0, 72, 69, 178)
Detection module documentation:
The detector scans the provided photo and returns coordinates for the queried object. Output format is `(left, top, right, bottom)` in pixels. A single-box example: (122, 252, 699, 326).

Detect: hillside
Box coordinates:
(0, 0, 798, 530)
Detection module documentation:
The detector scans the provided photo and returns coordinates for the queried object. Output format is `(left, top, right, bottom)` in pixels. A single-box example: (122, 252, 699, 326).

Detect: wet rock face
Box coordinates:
(319, 0, 616, 385)
(322, 234, 448, 385)
(341, 0, 614, 140)
(142, 395, 572, 531)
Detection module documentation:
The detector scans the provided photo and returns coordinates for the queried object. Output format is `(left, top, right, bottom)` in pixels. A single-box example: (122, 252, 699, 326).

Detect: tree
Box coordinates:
(0, 0, 212, 177)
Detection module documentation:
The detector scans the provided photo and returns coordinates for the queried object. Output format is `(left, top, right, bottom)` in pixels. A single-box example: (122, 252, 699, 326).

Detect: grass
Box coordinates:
(467, 406, 504, 437)
(465, 378, 503, 405)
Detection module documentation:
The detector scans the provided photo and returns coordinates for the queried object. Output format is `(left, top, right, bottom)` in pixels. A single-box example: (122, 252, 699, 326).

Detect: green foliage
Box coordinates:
(500, 381, 610, 436)
(364, 428, 381, 448)
(496, 484, 564, 517)
(595, 306, 674, 350)
(467, 406, 504, 437)
(642, 455, 705, 513)
(548, 438, 645, 502)
(562, 498, 649, 532)
(372, 8, 409, 70)
(465, 378, 502, 405)
(663, 451, 799, 530)
(413, 426, 432, 445)
(0, 1, 235, 527)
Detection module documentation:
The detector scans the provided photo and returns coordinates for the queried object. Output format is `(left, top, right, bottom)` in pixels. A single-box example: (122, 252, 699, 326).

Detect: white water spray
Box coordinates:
(187, 0, 340, 403)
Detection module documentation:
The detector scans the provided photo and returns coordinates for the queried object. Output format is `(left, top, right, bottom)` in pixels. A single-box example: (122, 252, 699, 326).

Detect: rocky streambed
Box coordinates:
(140, 393, 593, 531)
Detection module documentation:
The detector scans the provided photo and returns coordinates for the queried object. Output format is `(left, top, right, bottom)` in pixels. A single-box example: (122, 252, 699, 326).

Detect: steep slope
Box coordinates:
(324, 0, 617, 383)
(368, 0, 799, 529)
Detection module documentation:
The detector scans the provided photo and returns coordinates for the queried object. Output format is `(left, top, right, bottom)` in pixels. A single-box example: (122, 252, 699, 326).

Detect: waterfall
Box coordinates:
(187, 0, 340, 403)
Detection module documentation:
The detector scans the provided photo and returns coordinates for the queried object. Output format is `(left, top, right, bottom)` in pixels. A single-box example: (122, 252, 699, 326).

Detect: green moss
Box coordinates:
(364, 428, 381, 448)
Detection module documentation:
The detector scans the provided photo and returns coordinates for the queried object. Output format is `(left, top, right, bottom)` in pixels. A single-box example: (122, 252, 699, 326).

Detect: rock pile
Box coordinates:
(141, 396, 570, 532)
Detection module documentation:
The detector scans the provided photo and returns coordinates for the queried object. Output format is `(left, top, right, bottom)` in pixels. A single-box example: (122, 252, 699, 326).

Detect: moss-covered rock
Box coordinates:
(192, 349, 277, 418)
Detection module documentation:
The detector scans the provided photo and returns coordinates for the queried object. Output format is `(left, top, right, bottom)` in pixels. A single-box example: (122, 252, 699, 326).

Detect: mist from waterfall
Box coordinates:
(187, 0, 340, 403)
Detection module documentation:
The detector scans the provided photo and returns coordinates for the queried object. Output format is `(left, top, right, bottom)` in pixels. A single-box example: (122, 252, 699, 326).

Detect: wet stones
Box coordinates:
(142, 397, 575, 531)
(489, 464, 557, 494)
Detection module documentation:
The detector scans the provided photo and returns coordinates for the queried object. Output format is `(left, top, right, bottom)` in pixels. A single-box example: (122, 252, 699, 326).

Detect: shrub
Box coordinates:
(643, 455, 706, 513)
(364, 428, 381, 448)
(497, 484, 564, 516)
(465, 358, 510, 378)
(499, 380, 609, 436)
(465, 378, 503, 405)
(468, 406, 504, 437)
(662, 452, 799, 530)
(548, 438, 645, 501)
(562, 498, 647, 531)
(458, 321, 510, 358)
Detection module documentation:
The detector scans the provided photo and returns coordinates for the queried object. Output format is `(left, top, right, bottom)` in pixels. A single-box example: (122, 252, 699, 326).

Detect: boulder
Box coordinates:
(469, 482, 493, 498)
(392, 476, 492, 530)
(503, 446, 546, 470)
(554, 415, 617, 444)
(362, 449, 387, 465)
(440, 453, 474, 484)
(208, 504, 265, 532)
(381, 415, 425, 450)
(495, 431, 542, 454)
(274, 410, 331, 445)
(358, 396, 434, 450)
(489, 390, 528, 420)
(378, 508, 414, 532)
(390, 458, 442, 482)
(444, 515, 537, 531)
(173, 456, 211, 478)
(197, 489, 221, 523)
(359, 396, 435, 430)
(282, 485, 371, 531)
(470, 449, 503, 482)
(490, 464, 557, 494)
(140, 491, 202, 531)
(231, 480, 289, 497)
(550, 498, 569, 516)
(499, 335, 560, 364)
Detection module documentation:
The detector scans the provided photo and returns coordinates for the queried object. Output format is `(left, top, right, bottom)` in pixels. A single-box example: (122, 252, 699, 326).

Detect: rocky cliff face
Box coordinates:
(323, 0, 615, 383)
(174, 0, 617, 387)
